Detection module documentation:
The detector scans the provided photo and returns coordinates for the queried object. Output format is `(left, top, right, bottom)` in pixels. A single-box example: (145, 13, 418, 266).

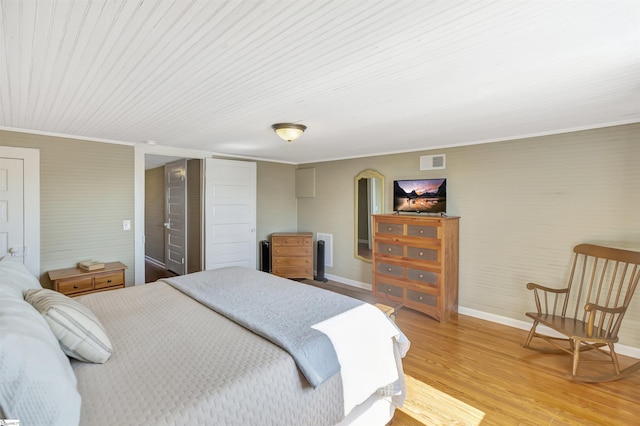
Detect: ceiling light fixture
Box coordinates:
(272, 123, 307, 142)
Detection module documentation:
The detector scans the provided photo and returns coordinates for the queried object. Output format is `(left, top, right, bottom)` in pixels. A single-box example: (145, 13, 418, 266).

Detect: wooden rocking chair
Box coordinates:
(523, 244, 640, 382)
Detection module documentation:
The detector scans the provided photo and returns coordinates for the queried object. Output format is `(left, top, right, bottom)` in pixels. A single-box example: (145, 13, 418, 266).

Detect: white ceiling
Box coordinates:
(1, 1, 638, 164)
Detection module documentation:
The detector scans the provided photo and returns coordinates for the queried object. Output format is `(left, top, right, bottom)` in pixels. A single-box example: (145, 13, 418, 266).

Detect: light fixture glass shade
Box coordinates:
(272, 123, 307, 142)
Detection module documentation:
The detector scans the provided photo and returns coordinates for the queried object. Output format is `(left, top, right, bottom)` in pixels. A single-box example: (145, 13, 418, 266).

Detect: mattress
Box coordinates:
(73, 281, 345, 425)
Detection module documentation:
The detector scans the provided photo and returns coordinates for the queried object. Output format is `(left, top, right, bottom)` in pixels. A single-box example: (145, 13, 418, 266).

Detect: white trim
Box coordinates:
(326, 274, 640, 359)
(0, 126, 136, 146)
(459, 306, 640, 359)
(144, 255, 166, 269)
(325, 273, 372, 291)
(0, 146, 40, 276)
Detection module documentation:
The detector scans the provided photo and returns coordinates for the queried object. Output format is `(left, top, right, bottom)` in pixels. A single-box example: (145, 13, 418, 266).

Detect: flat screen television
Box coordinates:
(393, 178, 446, 214)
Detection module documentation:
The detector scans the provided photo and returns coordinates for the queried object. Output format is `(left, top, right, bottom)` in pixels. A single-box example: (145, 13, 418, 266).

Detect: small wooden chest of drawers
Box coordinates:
(48, 262, 127, 297)
(372, 215, 459, 322)
(271, 232, 314, 280)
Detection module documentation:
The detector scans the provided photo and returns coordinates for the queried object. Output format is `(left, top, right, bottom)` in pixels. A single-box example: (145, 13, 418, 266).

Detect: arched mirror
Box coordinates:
(354, 169, 384, 262)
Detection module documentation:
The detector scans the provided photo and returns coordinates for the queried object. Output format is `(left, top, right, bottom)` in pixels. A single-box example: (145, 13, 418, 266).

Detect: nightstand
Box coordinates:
(48, 261, 127, 297)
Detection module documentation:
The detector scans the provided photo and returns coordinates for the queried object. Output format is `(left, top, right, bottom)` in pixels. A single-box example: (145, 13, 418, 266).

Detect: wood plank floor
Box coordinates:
(304, 279, 640, 426)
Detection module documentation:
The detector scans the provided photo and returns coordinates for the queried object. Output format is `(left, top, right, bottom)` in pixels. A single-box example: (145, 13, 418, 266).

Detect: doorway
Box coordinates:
(144, 155, 202, 282)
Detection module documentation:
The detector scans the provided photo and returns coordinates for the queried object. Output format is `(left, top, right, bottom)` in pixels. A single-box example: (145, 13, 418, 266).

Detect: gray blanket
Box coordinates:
(164, 266, 364, 388)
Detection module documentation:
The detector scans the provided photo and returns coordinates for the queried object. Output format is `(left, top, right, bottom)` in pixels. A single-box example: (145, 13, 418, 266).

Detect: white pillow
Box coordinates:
(0, 294, 81, 425)
(0, 257, 42, 299)
(25, 288, 113, 364)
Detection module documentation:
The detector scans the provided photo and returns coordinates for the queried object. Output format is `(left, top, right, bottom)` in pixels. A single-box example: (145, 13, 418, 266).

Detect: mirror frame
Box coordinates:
(354, 169, 385, 263)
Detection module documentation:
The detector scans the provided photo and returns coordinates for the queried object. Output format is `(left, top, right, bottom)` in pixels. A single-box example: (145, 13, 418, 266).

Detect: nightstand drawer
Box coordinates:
(94, 271, 124, 290)
(57, 277, 93, 295)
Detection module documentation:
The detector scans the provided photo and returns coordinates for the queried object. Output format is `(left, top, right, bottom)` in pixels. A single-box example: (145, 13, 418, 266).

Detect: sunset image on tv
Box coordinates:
(393, 179, 446, 213)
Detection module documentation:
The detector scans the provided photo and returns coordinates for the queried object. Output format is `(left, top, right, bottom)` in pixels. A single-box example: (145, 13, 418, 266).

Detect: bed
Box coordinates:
(1, 260, 409, 426)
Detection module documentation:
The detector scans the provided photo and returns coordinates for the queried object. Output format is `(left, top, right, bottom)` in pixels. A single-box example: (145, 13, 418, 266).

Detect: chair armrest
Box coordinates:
(584, 303, 626, 338)
(526, 283, 569, 315)
(526, 282, 569, 294)
(584, 303, 625, 315)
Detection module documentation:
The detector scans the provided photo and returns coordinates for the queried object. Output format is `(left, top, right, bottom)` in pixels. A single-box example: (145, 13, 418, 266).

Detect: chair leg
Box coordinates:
(572, 339, 581, 377)
(523, 321, 538, 348)
(608, 343, 622, 376)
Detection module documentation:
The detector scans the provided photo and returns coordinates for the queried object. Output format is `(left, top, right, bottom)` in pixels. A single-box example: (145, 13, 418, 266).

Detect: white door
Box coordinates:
(0, 147, 40, 275)
(204, 158, 257, 270)
(0, 158, 24, 258)
(164, 160, 187, 275)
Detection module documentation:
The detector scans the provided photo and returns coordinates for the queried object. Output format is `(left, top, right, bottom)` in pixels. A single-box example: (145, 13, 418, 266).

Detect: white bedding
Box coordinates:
(312, 303, 409, 416)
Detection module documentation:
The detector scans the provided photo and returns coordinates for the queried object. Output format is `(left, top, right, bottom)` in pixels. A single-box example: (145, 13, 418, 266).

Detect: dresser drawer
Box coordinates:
(407, 268, 438, 285)
(94, 271, 124, 290)
(377, 222, 404, 235)
(377, 262, 404, 278)
(272, 246, 313, 257)
(376, 282, 404, 298)
(407, 224, 438, 239)
(377, 243, 404, 256)
(407, 289, 438, 307)
(406, 246, 439, 262)
(272, 236, 312, 247)
(272, 266, 312, 278)
(272, 256, 312, 267)
(57, 276, 94, 295)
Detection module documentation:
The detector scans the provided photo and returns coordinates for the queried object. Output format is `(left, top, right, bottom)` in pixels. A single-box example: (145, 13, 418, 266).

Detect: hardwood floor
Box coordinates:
(145, 259, 177, 283)
(305, 279, 640, 425)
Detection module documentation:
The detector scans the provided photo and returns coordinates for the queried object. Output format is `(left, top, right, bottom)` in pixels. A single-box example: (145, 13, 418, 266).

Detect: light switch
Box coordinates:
(123, 220, 131, 231)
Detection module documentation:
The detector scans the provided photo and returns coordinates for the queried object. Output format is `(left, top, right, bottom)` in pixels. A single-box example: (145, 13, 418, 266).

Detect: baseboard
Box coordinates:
(144, 255, 166, 269)
(459, 307, 640, 359)
(325, 273, 372, 291)
(326, 273, 640, 359)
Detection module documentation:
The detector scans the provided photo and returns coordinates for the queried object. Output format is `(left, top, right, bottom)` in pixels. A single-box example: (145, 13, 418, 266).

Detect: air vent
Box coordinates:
(420, 154, 446, 170)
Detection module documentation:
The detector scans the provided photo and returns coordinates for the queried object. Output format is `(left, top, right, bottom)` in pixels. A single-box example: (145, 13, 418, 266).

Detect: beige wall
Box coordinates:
(256, 160, 298, 251)
(298, 123, 640, 346)
(1, 130, 135, 287)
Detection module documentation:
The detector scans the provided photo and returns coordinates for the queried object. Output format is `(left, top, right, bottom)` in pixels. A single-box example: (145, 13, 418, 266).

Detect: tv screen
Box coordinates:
(393, 178, 446, 214)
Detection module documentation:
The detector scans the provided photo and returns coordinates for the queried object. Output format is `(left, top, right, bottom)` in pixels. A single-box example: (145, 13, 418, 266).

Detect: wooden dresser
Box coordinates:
(48, 261, 127, 297)
(372, 215, 459, 322)
(271, 232, 314, 280)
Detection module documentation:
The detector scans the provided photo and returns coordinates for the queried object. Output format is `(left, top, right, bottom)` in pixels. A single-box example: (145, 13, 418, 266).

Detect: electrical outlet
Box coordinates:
(123, 220, 131, 231)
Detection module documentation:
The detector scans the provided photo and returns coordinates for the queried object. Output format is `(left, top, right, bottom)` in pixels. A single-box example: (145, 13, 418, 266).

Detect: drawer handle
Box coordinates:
(419, 229, 424, 234)
(387, 267, 392, 272)
(387, 227, 392, 231)
(387, 288, 392, 292)
(73, 285, 79, 289)
(419, 274, 424, 278)
(107, 279, 112, 283)
(387, 247, 392, 252)
(419, 296, 423, 300)
(419, 251, 424, 256)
